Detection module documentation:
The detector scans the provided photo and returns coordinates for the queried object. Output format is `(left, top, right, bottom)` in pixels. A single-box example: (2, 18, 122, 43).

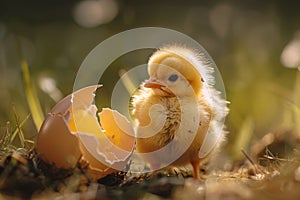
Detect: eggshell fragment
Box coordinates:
(36, 85, 135, 178)
(77, 109, 135, 173)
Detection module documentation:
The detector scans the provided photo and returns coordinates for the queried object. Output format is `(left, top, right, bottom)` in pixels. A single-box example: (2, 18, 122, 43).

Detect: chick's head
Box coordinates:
(145, 48, 204, 97)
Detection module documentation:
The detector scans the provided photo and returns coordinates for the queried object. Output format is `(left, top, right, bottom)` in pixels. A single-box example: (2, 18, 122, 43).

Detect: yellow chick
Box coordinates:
(131, 45, 228, 179)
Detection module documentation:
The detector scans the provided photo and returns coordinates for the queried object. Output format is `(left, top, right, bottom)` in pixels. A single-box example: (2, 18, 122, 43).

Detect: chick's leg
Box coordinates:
(191, 160, 200, 179)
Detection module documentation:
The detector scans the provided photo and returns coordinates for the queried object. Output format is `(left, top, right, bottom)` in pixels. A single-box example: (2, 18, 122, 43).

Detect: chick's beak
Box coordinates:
(144, 79, 165, 89)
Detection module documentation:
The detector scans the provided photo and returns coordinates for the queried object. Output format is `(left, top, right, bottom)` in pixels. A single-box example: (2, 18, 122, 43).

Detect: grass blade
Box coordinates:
(21, 60, 44, 131)
(10, 113, 31, 144)
(232, 117, 254, 161)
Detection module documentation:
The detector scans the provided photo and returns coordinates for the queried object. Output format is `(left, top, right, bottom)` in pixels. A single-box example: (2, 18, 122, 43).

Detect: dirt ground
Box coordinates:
(0, 149, 299, 200)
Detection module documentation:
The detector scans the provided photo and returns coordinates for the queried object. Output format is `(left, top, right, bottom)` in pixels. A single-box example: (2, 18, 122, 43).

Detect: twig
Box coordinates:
(241, 148, 256, 166)
(241, 148, 259, 174)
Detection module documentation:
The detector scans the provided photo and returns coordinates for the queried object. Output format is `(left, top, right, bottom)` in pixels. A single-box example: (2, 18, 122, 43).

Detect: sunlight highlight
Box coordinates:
(38, 76, 63, 102)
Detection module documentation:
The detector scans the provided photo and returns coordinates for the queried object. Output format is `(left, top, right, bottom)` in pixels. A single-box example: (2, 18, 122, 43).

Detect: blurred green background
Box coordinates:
(0, 0, 299, 159)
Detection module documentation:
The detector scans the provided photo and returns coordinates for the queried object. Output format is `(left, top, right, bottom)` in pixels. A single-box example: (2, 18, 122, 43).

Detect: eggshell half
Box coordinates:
(36, 109, 81, 168)
(36, 85, 135, 178)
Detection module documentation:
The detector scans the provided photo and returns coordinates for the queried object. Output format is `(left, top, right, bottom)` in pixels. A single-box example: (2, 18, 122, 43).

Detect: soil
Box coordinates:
(0, 149, 300, 200)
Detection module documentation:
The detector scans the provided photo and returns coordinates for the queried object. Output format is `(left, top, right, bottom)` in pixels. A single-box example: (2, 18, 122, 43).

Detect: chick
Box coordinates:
(131, 45, 228, 179)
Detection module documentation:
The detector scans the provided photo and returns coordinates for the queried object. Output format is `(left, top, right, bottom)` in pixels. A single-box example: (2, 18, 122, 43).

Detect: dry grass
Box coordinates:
(0, 144, 299, 200)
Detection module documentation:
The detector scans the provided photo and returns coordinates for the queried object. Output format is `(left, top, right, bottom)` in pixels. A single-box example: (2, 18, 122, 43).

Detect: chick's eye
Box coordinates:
(168, 74, 178, 82)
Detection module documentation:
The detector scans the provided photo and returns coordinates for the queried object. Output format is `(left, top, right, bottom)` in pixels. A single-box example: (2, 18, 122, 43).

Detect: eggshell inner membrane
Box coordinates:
(98, 108, 135, 152)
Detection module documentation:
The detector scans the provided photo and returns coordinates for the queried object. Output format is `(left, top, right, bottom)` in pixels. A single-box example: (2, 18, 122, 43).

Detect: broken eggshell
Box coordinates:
(36, 85, 135, 179)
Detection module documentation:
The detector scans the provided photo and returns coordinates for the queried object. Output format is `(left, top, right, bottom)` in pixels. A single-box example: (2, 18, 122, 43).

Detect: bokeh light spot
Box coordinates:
(281, 32, 300, 69)
(73, 0, 119, 28)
